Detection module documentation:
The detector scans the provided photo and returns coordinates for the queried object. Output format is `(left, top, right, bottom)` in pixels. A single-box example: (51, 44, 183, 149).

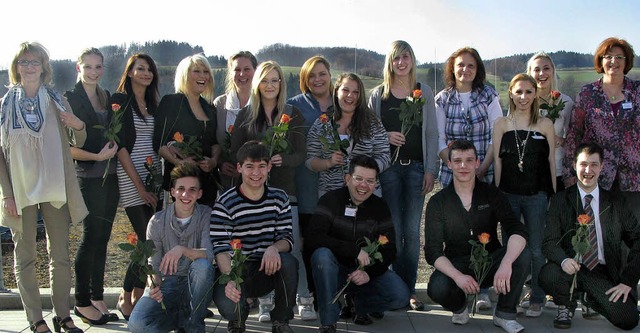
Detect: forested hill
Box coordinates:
(0, 40, 629, 98)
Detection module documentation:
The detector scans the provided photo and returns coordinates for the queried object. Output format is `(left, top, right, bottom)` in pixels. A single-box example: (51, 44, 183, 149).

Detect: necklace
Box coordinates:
(511, 117, 531, 172)
(19, 97, 38, 112)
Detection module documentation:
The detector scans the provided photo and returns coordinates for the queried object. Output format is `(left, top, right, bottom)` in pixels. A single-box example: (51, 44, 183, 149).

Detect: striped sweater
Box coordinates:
(210, 185, 293, 262)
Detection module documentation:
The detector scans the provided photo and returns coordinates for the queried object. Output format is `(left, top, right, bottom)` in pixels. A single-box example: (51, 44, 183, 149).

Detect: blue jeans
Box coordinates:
(311, 248, 409, 326)
(379, 162, 425, 294)
(128, 258, 214, 333)
(213, 252, 298, 323)
(505, 191, 548, 304)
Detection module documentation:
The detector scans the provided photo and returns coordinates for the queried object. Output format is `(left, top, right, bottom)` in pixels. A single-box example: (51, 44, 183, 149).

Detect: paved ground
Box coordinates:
(1, 286, 638, 332)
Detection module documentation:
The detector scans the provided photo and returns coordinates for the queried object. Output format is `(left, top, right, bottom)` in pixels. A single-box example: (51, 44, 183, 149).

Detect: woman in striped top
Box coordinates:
(112, 54, 161, 319)
(306, 73, 390, 197)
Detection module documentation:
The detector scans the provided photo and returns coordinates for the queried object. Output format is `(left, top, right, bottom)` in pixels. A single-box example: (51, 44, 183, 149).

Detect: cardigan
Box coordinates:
(0, 93, 89, 232)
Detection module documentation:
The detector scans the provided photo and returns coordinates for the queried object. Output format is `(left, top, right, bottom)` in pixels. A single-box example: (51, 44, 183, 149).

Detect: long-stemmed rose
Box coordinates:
(391, 89, 424, 163)
(118, 232, 165, 310)
(217, 239, 248, 323)
(539, 90, 566, 123)
(331, 235, 389, 304)
(468, 232, 492, 315)
(172, 131, 203, 161)
(94, 103, 125, 184)
(318, 113, 349, 155)
(263, 113, 293, 157)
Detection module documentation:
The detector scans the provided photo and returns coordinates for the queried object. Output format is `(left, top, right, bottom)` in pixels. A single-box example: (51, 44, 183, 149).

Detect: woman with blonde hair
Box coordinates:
(493, 73, 556, 318)
(65, 47, 120, 325)
(214, 51, 257, 190)
(368, 40, 437, 311)
(154, 54, 220, 206)
(526, 52, 574, 194)
(228, 60, 307, 323)
(0, 41, 88, 333)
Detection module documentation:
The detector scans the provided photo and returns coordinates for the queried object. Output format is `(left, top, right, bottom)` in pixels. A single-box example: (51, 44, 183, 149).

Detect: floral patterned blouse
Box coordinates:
(563, 76, 640, 191)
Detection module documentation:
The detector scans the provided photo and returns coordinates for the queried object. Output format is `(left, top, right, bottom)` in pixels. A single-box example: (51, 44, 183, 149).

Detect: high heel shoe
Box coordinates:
(73, 306, 108, 325)
(29, 319, 52, 333)
(116, 301, 131, 321)
(52, 316, 84, 333)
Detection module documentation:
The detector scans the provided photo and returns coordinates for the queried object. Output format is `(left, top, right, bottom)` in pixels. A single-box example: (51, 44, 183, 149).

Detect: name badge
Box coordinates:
(622, 102, 633, 110)
(344, 204, 357, 217)
(25, 113, 38, 123)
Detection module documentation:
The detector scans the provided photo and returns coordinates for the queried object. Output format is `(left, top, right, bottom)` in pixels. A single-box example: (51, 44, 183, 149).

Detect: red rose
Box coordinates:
(173, 132, 184, 143)
(551, 90, 561, 99)
(112, 103, 121, 112)
(478, 232, 490, 245)
(280, 113, 291, 124)
(127, 232, 138, 246)
(145, 156, 153, 166)
(412, 89, 423, 99)
(228, 125, 234, 134)
(577, 214, 591, 225)
(230, 239, 242, 250)
(319, 114, 329, 124)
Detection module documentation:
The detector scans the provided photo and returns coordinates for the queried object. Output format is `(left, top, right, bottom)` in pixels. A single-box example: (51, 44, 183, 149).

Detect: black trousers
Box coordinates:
(539, 262, 639, 330)
(427, 247, 530, 319)
(75, 175, 119, 306)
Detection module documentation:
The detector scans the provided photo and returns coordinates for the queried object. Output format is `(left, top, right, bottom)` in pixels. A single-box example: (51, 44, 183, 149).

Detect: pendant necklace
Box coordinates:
(512, 117, 531, 172)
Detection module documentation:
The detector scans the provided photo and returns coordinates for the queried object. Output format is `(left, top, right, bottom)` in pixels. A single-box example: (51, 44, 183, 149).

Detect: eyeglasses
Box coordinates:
(17, 60, 42, 67)
(351, 175, 377, 186)
(260, 78, 281, 86)
(601, 55, 625, 61)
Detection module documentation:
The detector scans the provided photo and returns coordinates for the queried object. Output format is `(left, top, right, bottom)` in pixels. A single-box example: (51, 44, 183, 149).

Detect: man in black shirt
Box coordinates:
(424, 140, 529, 333)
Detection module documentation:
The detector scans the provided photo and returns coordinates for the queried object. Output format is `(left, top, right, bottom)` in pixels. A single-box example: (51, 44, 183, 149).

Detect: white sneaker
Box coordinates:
(476, 292, 492, 310)
(297, 296, 317, 321)
(493, 315, 525, 333)
(451, 307, 469, 325)
(258, 294, 274, 323)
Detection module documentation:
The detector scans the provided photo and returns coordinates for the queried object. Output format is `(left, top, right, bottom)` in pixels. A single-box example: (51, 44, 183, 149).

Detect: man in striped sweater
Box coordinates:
(210, 141, 298, 333)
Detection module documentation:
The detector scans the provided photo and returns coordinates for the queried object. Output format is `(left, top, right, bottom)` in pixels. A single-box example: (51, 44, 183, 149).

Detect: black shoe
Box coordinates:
(115, 302, 130, 321)
(227, 320, 246, 333)
(52, 316, 84, 333)
(353, 314, 373, 325)
(29, 319, 52, 333)
(103, 313, 119, 322)
(73, 306, 108, 325)
(339, 294, 355, 319)
(369, 311, 384, 319)
(205, 309, 214, 318)
(272, 320, 294, 333)
(553, 307, 572, 329)
(319, 324, 337, 333)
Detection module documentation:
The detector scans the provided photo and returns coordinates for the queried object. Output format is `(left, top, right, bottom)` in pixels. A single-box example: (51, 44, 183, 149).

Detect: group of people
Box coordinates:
(0, 34, 639, 333)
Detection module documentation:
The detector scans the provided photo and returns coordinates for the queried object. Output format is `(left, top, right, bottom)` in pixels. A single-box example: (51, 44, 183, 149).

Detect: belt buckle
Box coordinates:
(399, 159, 411, 166)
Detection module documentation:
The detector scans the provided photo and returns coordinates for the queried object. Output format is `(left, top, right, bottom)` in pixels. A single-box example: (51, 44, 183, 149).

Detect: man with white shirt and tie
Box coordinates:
(541, 142, 640, 330)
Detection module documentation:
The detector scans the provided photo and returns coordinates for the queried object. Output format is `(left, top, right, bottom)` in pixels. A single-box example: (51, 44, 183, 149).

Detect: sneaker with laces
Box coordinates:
(258, 294, 274, 323)
(493, 315, 525, 333)
(318, 324, 337, 333)
(451, 307, 469, 325)
(297, 296, 317, 321)
(272, 320, 294, 333)
(476, 292, 492, 310)
(525, 303, 542, 317)
(553, 306, 572, 329)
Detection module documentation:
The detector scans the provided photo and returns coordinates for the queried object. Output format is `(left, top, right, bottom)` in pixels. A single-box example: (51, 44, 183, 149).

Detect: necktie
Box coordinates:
(581, 194, 599, 270)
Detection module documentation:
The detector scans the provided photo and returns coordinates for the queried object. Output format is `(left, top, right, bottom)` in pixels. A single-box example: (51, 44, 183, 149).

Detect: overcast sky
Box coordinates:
(4, 0, 638, 69)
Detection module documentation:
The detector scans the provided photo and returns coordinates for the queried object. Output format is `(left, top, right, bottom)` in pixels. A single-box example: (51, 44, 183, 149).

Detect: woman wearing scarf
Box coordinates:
(0, 42, 88, 333)
(213, 51, 257, 191)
